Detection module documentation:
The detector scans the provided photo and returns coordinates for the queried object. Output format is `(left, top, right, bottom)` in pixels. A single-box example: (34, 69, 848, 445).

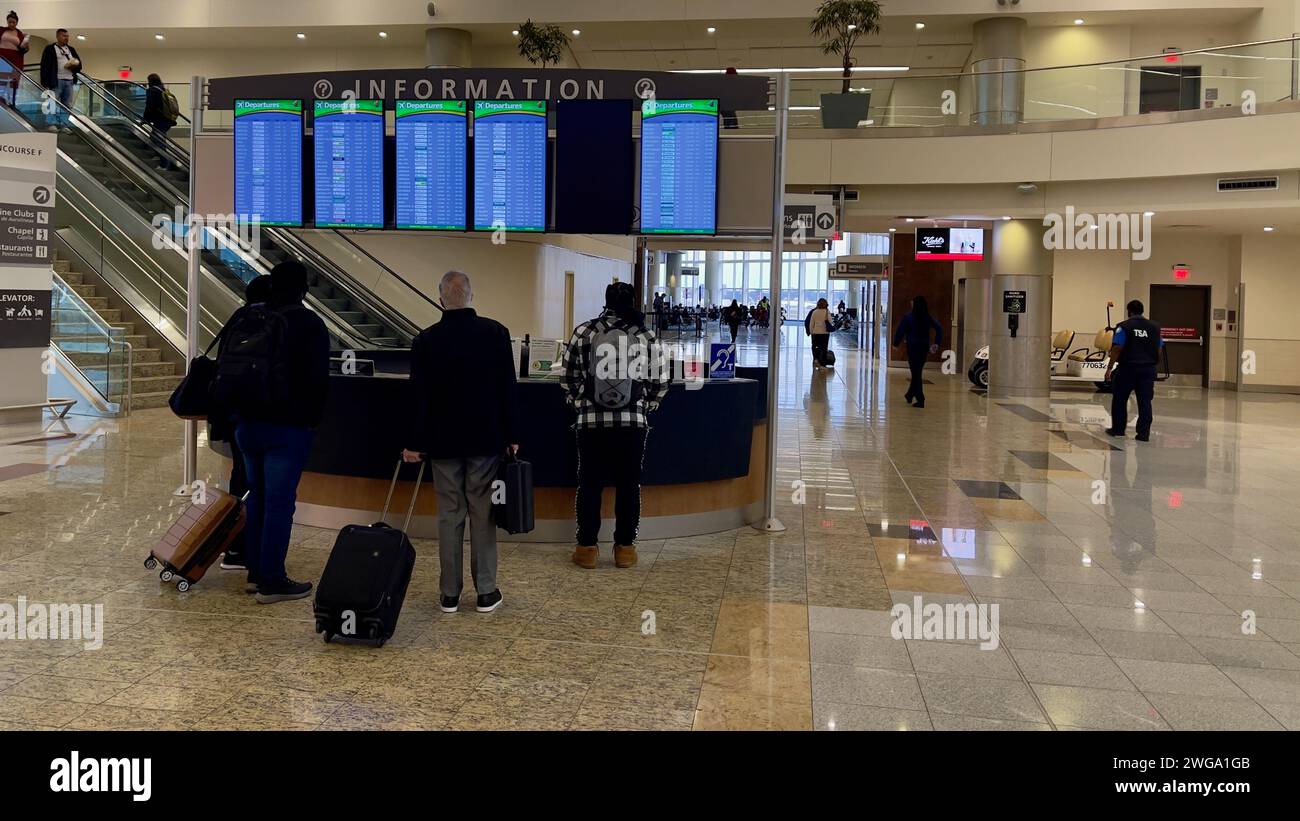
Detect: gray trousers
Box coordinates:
(429, 455, 500, 598)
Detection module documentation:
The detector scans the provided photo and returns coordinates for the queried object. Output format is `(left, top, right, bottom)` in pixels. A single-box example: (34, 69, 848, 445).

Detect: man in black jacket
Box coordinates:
(234, 261, 330, 603)
(38, 29, 80, 132)
(1105, 299, 1164, 442)
(403, 271, 519, 614)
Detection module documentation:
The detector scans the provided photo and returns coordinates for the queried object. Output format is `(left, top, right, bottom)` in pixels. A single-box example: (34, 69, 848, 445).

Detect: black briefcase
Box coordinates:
(492, 453, 534, 535)
(168, 334, 222, 420)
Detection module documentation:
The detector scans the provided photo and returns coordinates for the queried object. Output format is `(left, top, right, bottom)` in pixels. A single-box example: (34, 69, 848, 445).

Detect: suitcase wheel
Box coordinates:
(160, 569, 174, 583)
(176, 579, 191, 593)
(143, 556, 157, 570)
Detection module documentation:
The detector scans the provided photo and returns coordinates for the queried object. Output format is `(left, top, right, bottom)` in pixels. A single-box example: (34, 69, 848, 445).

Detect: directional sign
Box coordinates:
(783, 194, 836, 239)
(831, 260, 885, 279)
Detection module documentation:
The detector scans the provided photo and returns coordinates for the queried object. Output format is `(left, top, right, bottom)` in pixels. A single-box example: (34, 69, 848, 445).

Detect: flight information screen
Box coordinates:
(639, 99, 718, 235)
(472, 100, 547, 232)
(313, 99, 384, 229)
(233, 99, 303, 227)
(395, 100, 468, 231)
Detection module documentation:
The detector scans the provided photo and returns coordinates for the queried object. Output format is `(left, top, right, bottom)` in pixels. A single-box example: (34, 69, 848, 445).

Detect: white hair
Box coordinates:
(439, 270, 472, 309)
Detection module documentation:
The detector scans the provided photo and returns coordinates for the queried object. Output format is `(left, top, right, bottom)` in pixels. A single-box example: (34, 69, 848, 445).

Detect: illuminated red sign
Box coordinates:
(1163, 327, 1199, 339)
(1173, 267, 1190, 281)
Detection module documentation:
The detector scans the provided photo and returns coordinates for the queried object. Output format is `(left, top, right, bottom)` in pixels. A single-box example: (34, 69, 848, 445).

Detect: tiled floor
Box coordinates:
(2, 323, 1299, 730)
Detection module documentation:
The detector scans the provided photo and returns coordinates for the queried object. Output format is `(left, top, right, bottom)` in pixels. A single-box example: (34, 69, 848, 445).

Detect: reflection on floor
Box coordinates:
(2, 324, 1300, 730)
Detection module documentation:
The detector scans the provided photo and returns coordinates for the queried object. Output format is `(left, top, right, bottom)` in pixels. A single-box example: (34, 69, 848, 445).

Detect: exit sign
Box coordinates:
(1173, 265, 1190, 281)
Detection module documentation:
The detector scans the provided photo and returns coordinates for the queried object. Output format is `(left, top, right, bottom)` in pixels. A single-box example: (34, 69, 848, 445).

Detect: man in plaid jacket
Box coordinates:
(561, 282, 670, 569)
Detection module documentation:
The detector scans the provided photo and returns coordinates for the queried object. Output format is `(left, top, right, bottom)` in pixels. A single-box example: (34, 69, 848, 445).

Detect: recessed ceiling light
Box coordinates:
(296, 33, 306, 40)
(1074, 19, 1084, 25)
(888, 228, 896, 232)
(915, 22, 926, 30)
(76, 34, 86, 41)
(1002, 216, 1011, 220)
(1264, 226, 1275, 232)
(707, 26, 716, 34)
(1143, 211, 1155, 217)
(847, 24, 857, 31)
(378, 31, 387, 39)
(154, 33, 164, 40)
(571, 29, 581, 36)
(905, 218, 915, 223)
(511, 29, 519, 37)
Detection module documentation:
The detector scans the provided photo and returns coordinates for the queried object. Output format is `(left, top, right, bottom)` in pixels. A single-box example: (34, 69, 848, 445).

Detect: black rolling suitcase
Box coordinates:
(313, 459, 423, 646)
(492, 453, 534, 535)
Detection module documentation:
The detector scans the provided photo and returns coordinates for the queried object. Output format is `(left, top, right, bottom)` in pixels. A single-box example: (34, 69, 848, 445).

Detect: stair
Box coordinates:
(48, 254, 183, 413)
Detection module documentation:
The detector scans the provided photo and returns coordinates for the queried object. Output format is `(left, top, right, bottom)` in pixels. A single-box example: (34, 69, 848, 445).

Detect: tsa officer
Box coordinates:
(1104, 300, 1164, 442)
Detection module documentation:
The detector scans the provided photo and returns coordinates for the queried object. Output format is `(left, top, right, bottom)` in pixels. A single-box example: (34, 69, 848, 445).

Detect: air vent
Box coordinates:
(1217, 176, 1279, 192)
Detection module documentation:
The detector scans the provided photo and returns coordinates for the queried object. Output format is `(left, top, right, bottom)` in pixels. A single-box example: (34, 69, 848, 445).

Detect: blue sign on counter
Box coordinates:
(709, 342, 736, 379)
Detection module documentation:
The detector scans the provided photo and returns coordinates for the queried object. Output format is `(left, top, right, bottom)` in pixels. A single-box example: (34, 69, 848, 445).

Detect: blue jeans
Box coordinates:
(234, 421, 314, 585)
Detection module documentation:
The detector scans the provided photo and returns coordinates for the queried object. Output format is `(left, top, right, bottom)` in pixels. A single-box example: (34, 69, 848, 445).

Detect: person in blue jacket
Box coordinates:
(892, 295, 943, 408)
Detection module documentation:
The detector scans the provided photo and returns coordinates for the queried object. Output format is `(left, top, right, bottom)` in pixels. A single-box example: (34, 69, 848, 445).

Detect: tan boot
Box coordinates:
(571, 545, 598, 569)
(614, 544, 638, 568)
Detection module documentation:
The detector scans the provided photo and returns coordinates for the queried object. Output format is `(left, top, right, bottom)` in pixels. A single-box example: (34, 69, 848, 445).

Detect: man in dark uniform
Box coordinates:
(1104, 300, 1163, 442)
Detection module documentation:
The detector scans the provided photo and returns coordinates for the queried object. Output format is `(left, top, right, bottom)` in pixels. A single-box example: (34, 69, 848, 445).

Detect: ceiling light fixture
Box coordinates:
(378, 31, 388, 38)
(76, 34, 86, 41)
(154, 33, 164, 40)
(915, 22, 926, 30)
(888, 228, 896, 232)
(511, 29, 519, 37)
(847, 24, 857, 31)
(1264, 226, 1275, 232)
(1074, 19, 1084, 25)
(1143, 211, 1155, 217)
(707, 26, 716, 34)
(296, 33, 306, 40)
(571, 29, 581, 36)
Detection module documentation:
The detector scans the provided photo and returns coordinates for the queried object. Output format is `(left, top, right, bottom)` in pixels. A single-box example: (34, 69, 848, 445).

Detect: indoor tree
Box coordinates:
(516, 19, 570, 67)
(809, 0, 883, 94)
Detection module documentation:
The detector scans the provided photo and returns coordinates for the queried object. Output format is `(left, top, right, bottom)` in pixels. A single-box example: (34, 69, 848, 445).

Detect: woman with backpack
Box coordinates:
(143, 73, 179, 169)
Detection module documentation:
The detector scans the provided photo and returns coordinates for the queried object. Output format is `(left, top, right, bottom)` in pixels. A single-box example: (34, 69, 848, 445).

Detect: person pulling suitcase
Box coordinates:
(403, 271, 520, 614)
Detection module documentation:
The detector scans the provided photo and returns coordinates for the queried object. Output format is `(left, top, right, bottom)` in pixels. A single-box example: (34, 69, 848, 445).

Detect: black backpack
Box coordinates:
(209, 304, 291, 418)
(583, 323, 645, 411)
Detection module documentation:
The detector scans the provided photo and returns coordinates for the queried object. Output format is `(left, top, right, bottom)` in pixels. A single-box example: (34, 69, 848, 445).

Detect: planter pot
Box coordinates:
(819, 92, 872, 129)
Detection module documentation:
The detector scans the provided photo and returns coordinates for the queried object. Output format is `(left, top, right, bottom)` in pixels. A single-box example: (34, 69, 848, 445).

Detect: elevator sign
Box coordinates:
(1003, 290, 1026, 313)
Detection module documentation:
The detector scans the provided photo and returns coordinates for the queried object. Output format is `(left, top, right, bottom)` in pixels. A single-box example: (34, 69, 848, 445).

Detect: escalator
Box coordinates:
(4, 66, 433, 360)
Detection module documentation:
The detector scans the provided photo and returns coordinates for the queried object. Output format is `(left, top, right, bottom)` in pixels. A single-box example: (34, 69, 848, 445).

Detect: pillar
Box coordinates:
(968, 17, 1026, 126)
(665, 251, 683, 304)
(425, 28, 472, 68)
(704, 250, 722, 306)
(988, 219, 1052, 397)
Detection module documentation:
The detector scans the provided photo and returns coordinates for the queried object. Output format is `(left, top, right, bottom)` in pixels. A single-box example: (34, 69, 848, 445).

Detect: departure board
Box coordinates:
(395, 100, 468, 231)
(639, 99, 719, 235)
(313, 99, 384, 229)
(233, 99, 303, 227)
(472, 100, 546, 232)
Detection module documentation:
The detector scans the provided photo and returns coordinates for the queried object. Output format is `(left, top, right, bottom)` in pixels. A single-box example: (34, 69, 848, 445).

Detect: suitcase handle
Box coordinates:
(381, 457, 426, 532)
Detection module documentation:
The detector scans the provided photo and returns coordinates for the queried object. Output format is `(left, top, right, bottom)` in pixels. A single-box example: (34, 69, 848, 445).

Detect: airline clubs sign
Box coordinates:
(208, 68, 771, 111)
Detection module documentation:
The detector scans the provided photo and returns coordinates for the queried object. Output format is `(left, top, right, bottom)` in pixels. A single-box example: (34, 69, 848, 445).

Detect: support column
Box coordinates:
(704, 250, 722, 306)
(988, 219, 1052, 398)
(665, 251, 683, 305)
(425, 27, 472, 68)
(968, 17, 1026, 125)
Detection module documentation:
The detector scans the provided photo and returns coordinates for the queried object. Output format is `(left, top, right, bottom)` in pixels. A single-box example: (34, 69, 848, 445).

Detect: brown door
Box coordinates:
(1149, 284, 1210, 387)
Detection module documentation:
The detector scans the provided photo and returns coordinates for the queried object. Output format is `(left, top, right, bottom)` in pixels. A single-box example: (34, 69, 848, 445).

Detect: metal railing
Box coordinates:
(50, 273, 133, 414)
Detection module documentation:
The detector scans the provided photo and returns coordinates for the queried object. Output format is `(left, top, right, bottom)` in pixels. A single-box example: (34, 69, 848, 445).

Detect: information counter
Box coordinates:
(244, 352, 767, 541)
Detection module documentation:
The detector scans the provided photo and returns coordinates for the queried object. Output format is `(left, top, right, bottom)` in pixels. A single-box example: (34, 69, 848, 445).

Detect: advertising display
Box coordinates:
(915, 227, 984, 261)
(233, 99, 304, 227)
(313, 99, 385, 229)
(394, 100, 468, 231)
(472, 100, 547, 233)
(639, 99, 719, 235)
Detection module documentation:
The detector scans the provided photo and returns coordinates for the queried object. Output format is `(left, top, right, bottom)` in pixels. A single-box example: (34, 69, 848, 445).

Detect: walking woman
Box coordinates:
(723, 299, 742, 342)
(0, 11, 30, 106)
(804, 298, 832, 367)
(892, 295, 943, 407)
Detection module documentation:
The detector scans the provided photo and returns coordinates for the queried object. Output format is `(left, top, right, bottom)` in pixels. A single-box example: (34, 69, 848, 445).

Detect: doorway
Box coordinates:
(1139, 65, 1202, 113)
(1149, 284, 1211, 388)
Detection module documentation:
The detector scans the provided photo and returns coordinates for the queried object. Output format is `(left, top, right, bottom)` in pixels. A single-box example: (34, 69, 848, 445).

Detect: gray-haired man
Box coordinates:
(403, 271, 520, 614)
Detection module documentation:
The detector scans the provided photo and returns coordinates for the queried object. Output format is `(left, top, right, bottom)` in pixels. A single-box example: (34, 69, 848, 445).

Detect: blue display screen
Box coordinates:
(395, 100, 468, 231)
(313, 100, 384, 229)
(472, 100, 547, 232)
(233, 100, 303, 227)
(639, 99, 719, 235)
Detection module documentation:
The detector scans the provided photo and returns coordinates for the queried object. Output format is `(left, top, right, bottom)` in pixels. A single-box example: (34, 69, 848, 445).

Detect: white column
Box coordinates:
(704, 250, 722, 306)
(425, 28, 472, 68)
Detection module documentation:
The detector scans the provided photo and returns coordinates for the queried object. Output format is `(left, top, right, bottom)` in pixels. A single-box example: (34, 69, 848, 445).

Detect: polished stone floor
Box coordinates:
(2, 323, 1299, 730)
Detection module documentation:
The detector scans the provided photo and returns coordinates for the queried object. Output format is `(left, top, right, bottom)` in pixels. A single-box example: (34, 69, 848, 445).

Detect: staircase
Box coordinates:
(50, 255, 183, 411)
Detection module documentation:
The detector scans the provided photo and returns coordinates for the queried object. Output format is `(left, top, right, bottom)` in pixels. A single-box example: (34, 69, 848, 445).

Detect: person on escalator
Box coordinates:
(143, 73, 178, 170)
(39, 28, 80, 132)
(0, 11, 30, 107)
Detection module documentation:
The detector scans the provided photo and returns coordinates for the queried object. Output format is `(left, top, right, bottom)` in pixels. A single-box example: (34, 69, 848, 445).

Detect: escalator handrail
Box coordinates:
(323, 231, 445, 316)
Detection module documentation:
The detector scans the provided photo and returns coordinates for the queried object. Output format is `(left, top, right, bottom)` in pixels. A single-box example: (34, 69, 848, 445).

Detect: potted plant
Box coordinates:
(809, 0, 882, 128)
(516, 19, 570, 67)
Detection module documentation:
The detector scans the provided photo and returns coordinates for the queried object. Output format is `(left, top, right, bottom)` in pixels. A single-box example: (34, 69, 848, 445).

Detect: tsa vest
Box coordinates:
(1117, 316, 1161, 366)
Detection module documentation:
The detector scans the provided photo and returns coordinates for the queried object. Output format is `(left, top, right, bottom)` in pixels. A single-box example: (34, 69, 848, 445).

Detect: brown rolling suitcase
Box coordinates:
(144, 487, 245, 592)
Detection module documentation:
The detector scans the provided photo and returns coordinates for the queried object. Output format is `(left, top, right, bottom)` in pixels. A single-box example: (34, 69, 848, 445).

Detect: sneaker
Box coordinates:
(254, 578, 313, 604)
(476, 590, 503, 613)
(440, 595, 460, 613)
(220, 552, 247, 571)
